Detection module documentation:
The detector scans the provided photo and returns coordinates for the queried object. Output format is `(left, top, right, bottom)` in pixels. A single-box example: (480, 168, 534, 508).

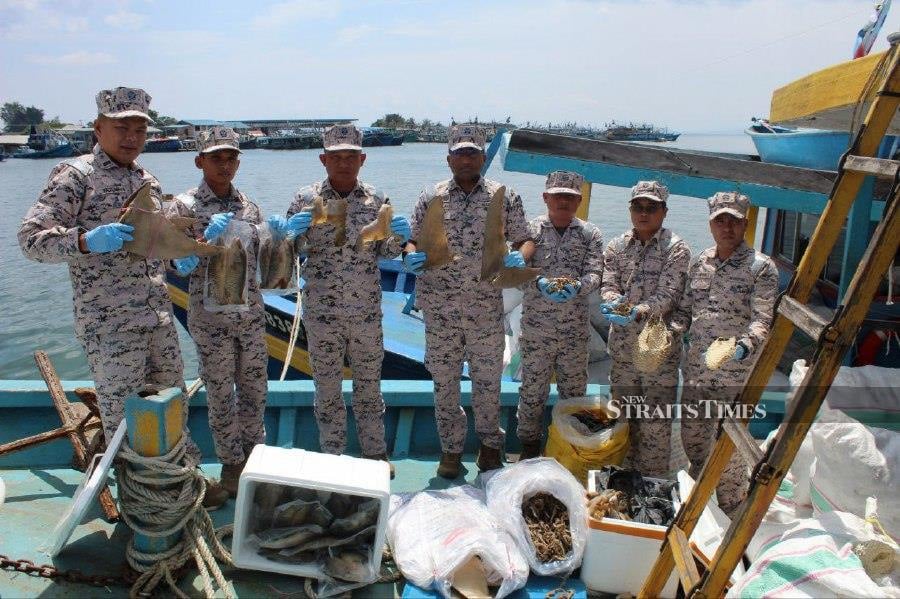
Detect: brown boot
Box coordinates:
(519, 440, 542, 461)
(220, 460, 245, 497)
(476, 444, 503, 472)
(363, 453, 395, 479)
(436, 452, 462, 479)
(202, 477, 229, 511)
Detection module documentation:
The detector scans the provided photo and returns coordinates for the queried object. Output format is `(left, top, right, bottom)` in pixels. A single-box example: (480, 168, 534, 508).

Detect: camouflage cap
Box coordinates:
(448, 124, 486, 152)
(323, 124, 363, 151)
(198, 126, 241, 154)
(630, 180, 669, 203)
(96, 87, 153, 122)
(708, 191, 750, 220)
(545, 170, 584, 196)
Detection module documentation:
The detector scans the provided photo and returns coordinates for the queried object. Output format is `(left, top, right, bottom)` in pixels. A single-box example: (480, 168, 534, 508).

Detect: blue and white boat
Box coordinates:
(11, 130, 74, 159)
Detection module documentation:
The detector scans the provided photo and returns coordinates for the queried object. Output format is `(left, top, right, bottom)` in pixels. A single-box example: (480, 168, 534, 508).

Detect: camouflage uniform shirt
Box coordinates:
(18, 145, 170, 339)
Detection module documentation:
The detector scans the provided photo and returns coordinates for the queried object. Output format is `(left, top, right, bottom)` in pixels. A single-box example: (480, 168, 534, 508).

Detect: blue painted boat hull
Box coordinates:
(12, 143, 75, 159)
(746, 127, 899, 170)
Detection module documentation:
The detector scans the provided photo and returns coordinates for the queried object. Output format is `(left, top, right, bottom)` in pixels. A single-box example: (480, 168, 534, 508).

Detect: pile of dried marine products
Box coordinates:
(522, 493, 573, 563)
(249, 483, 380, 583)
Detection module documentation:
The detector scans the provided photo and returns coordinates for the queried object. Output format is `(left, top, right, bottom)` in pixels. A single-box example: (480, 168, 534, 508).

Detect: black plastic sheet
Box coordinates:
(593, 466, 679, 526)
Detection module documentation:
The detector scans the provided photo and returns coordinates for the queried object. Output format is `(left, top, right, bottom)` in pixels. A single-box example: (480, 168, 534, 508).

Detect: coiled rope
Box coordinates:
(118, 435, 234, 599)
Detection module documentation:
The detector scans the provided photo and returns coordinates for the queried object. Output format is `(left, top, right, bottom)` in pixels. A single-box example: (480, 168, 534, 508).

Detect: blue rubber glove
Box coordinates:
(733, 342, 749, 361)
(558, 281, 581, 302)
(606, 307, 637, 326)
(390, 215, 411, 243)
(599, 295, 625, 314)
(537, 277, 555, 300)
(504, 251, 525, 269)
(403, 251, 427, 275)
(204, 212, 234, 242)
(286, 212, 312, 237)
(83, 222, 134, 253)
(173, 255, 199, 276)
(267, 214, 289, 237)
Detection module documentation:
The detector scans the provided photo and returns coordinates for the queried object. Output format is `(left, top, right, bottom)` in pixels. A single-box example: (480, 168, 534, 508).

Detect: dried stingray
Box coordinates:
(291, 524, 376, 553)
(480, 185, 540, 288)
(207, 238, 247, 305)
(324, 550, 373, 583)
(310, 195, 347, 246)
(705, 336, 737, 370)
(416, 194, 456, 270)
(255, 524, 325, 550)
(355, 203, 394, 250)
(118, 183, 220, 260)
(259, 236, 294, 289)
(329, 498, 379, 536)
(634, 313, 673, 374)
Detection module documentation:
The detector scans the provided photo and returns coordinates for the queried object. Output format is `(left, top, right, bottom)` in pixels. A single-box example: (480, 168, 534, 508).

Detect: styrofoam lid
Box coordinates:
(48, 419, 126, 556)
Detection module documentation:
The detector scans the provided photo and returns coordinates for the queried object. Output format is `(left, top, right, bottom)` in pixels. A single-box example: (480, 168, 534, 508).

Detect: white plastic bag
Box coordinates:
(258, 220, 297, 295)
(387, 486, 528, 599)
(203, 219, 253, 313)
(485, 457, 588, 576)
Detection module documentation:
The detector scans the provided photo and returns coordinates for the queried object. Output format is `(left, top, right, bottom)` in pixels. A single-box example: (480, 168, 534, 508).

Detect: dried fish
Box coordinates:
(324, 550, 373, 583)
(272, 498, 316, 528)
(310, 196, 347, 246)
(255, 524, 325, 550)
(253, 483, 286, 529)
(119, 183, 220, 260)
(292, 524, 376, 553)
(480, 185, 540, 288)
(355, 203, 394, 250)
(259, 236, 294, 289)
(329, 498, 379, 536)
(326, 493, 356, 519)
(705, 336, 737, 370)
(587, 489, 631, 521)
(307, 502, 335, 528)
(416, 194, 456, 270)
(207, 238, 247, 305)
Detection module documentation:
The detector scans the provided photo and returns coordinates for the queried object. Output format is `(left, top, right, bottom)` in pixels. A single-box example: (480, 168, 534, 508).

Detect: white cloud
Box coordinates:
(104, 10, 147, 30)
(251, 0, 341, 30)
(28, 51, 115, 66)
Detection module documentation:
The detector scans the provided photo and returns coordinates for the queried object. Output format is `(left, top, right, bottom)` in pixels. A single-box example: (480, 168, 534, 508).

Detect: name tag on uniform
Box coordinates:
(691, 275, 712, 291)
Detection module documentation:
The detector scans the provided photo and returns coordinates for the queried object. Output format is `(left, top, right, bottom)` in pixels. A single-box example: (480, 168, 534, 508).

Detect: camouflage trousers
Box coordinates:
(189, 313, 268, 466)
(516, 325, 589, 443)
(423, 309, 505, 453)
(81, 321, 201, 465)
(305, 311, 386, 457)
(609, 358, 679, 478)
(680, 379, 749, 516)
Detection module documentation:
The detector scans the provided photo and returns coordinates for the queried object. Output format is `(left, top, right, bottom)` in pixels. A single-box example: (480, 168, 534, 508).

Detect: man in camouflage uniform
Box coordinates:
(166, 126, 267, 496)
(17, 88, 225, 506)
(403, 124, 535, 478)
(516, 171, 604, 459)
(673, 192, 778, 515)
(599, 181, 691, 477)
(283, 124, 410, 477)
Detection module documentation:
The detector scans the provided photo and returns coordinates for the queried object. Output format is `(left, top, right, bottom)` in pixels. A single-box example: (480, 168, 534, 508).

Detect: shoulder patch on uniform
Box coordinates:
(751, 251, 772, 276)
(60, 156, 94, 178)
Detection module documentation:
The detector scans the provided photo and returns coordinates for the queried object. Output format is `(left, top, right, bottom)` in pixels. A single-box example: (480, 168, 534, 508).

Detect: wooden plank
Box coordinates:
(577, 180, 592, 220)
(0, 426, 73, 455)
(770, 51, 900, 134)
(668, 525, 701, 594)
(721, 418, 764, 467)
(508, 129, 837, 194)
(744, 205, 759, 247)
(777, 296, 831, 341)
(844, 155, 900, 179)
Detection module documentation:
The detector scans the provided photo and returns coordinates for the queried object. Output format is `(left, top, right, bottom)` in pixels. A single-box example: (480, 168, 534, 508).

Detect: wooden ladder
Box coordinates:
(639, 41, 900, 598)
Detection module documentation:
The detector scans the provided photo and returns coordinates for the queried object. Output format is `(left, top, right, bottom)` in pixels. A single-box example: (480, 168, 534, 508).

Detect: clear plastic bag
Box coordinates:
(258, 220, 298, 295)
(387, 485, 529, 599)
(203, 219, 253, 313)
(485, 457, 589, 576)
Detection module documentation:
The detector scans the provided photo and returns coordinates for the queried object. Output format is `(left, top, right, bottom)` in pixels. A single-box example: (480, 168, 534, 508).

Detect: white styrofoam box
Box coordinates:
(231, 445, 390, 579)
(582, 469, 679, 598)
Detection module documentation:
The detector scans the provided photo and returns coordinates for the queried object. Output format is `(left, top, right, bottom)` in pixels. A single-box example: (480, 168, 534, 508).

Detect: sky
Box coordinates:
(0, 0, 895, 133)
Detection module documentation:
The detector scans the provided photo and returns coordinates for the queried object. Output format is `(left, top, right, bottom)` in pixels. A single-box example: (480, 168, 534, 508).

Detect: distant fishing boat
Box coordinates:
(143, 136, 183, 153)
(257, 131, 320, 150)
(11, 130, 74, 159)
(602, 121, 680, 142)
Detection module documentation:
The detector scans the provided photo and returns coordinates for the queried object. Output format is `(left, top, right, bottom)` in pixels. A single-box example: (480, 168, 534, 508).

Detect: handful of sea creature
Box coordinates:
(206, 238, 248, 306)
(571, 409, 613, 435)
(310, 196, 348, 246)
(634, 312, 673, 374)
(248, 483, 380, 583)
(481, 186, 540, 288)
(522, 492, 572, 563)
(705, 336, 737, 370)
(258, 235, 295, 289)
(545, 276, 578, 293)
(355, 203, 394, 250)
(609, 301, 634, 316)
(587, 489, 631, 521)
